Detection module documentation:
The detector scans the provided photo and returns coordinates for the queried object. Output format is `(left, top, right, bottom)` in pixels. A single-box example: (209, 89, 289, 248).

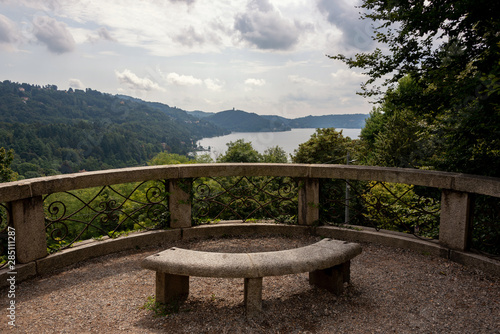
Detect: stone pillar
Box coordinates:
(168, 179, 192, 228)
(439, 190, 473, 251)
(244, 277, 263, 318)
(298, 178, 320, 225)
(156, 272, 189, 303)
(309, 261, 349, 295)
(9, 196, 47, 263)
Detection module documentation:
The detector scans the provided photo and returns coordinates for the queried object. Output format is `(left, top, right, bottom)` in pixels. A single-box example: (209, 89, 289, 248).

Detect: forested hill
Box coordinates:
(205, 110, 291, 132)
(187, 110, 368, 132)
(0, 80, 226, 178)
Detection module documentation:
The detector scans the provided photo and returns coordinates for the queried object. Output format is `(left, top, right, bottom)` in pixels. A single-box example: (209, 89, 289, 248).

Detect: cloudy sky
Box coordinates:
(0, 0, 377, 118)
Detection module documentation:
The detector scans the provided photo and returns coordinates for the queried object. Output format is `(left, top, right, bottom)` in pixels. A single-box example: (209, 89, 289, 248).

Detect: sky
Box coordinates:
(0, 0, 378, 118)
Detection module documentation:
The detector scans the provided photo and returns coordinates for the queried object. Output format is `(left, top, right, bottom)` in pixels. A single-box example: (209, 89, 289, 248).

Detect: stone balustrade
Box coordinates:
(1, 163, 499, 286)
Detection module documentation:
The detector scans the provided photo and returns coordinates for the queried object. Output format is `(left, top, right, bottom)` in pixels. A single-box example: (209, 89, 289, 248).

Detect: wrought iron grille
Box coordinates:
(192, 176, 298, 225)
(44, 180, 169, 252)
(0, 203, 11, 269)
(320, 180, 441, 239)
(472, 195, 500, 257)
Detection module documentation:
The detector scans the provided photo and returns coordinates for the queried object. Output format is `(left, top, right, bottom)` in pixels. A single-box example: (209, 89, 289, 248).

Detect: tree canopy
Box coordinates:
(217, 140, 288, 163)
(0, 148, 17, 182)
(292, 128, 353, 164)
(332, 0, 500, 176)
(332, 0, 500, 98)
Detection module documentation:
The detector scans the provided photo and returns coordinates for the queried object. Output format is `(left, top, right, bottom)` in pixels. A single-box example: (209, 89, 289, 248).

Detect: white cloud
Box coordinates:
(331, 69, 366, 85)
(69, 78, 85, 89)
(32, 16, 75, 54)
(245, 78, 266, 86)
(288, 75, 322, 86)
(204, 78, 224, 91)
(316, 0, 374, 52)
(234, 0, 307, 51)
(0, 14, 20, 46)
(87, 27, 117, 43)
(115, 69, 164, 91)
(166, 72, 203, 86)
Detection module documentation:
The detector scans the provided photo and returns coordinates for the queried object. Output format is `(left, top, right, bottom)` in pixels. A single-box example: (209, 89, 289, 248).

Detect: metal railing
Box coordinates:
(1, 163, 499, 271)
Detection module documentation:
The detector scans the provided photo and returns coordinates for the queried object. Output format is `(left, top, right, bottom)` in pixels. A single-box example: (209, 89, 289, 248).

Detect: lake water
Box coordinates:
(196, 128, 362, 160)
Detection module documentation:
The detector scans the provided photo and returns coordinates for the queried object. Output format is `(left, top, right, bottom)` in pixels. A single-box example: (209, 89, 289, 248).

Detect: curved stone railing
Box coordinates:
(1, 163, 499, 286)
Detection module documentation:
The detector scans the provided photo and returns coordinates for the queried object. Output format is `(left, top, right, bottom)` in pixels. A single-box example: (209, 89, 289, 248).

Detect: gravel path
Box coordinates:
(1, 234, 499, 333)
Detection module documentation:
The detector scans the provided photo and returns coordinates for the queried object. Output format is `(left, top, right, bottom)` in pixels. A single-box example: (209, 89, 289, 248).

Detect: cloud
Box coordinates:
(288, 75, 322, 86)
(168, 0, 196, 5)
(166, 72, 203, 86)
(115, 69, 164, 91)
(0, 14, 19, 45)
(316, 0, 374, 51)
(32, 16, 75, 54)
(331, 69, 366, 87)
(97, 27, 116, 42)
(245, 78, 266, 86)
(87, 27, 117, 43)
(69, 78, 85, 89)
(234, 0, 304, 50)
(174, 26, 205, 47)
(204, 78, 224, 91)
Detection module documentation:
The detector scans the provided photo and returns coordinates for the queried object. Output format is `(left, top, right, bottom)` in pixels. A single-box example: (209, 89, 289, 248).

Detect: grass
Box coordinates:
(140, 296, 182, 317)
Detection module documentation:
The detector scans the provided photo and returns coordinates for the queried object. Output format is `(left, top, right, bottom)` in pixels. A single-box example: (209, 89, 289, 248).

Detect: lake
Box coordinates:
(196, 128, 362, 160)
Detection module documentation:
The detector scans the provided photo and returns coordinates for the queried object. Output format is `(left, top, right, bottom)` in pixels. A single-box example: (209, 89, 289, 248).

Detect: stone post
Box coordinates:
(168, 179, 192, 228)
(298, 178, 319, 225)
(439, 190, 473, 251)
(9, 196, 48, 263)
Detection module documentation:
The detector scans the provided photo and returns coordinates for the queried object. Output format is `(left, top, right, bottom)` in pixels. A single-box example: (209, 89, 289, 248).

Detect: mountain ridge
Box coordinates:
(187, 110, 368, 132)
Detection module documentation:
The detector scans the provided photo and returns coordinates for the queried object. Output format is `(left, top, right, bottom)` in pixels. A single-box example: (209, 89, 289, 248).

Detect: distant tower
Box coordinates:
(233, 107, 235, 111)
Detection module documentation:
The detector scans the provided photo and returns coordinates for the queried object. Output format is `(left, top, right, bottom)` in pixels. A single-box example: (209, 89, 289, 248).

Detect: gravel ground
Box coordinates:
(1, 234, 499, 333)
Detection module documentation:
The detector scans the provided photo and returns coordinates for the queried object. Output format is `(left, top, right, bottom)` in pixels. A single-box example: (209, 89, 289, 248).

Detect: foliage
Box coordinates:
(262, 146, 288, 163)
(194, 153, 214, 163)
(331, 0, 500, 98)
(217, 139, 262, 163)
(192, 176, 297, 225)
(291, 128, 353, 164)
(44, 180, 169, 252)
(331, 0, 500, 177)
(359, 77, 435, 168)
(0, 147, 17, 182)
(140, 296, 180, 317)
(361, 182, 440, 238)
(0, 80, 225, 179)
(148, 152, 194, 165)
(206, 109, 290, 132)
(471, 196, 500, 255)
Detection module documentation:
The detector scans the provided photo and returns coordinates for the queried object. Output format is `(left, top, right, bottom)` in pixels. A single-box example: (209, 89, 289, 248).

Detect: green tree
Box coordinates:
(0, 148, 17, 182)
(262, 146, 288, 163)
(148, 152, 193, 165)
(217, 139, 262, 163)
(359, 76, 434, 168)
(331, 0, 499, 99)
(195, 153, 214, 163)
(331, 0, 500, 176)
(292, 128, 352, 164)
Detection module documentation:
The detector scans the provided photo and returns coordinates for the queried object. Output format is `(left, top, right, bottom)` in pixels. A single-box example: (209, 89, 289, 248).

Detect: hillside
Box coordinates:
(0, 80, 226, 178)
(188, 110, 368, 132)
(285, 114, 368, 129)
(205, 110, 291, 132)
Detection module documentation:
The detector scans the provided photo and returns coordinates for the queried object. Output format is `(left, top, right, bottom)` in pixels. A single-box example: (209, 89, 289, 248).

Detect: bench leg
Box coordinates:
(244, 277, 263, 317)
(156, 272, 189, 303)
(309, 261, 351, 295)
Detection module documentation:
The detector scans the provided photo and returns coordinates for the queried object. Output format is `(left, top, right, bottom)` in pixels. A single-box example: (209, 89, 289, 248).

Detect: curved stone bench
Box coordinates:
(141, 238, 362, 317)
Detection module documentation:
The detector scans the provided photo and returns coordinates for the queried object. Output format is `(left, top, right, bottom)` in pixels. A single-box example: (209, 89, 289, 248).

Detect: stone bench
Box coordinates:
(141, 238, 362, 317)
